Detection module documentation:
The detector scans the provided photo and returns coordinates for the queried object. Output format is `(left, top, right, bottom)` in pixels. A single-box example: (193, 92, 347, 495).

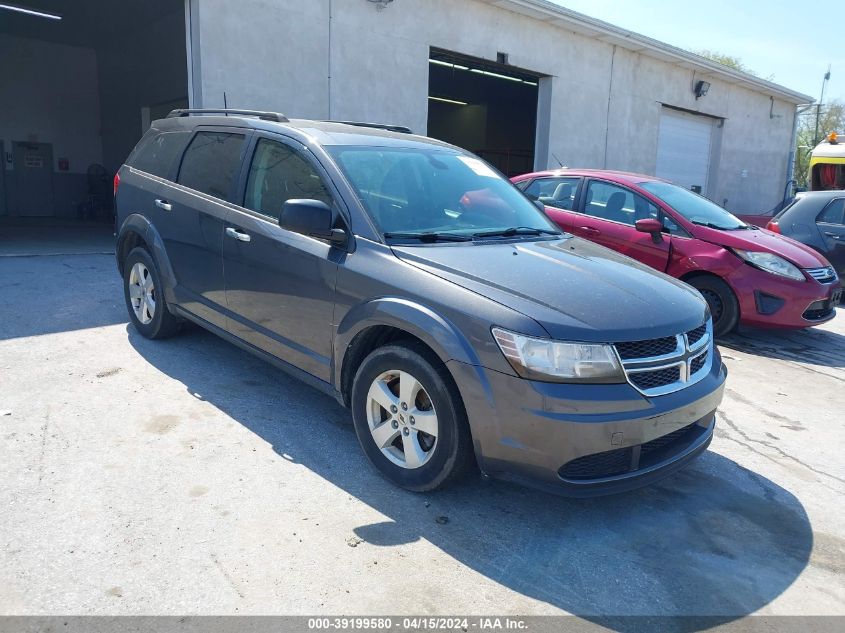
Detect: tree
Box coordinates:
(695, 49, 758, 76)
(794, 99, 845, 186)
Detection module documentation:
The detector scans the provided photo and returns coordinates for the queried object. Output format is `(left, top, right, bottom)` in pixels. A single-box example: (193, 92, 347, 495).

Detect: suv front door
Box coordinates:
(222, 135, 341, 382)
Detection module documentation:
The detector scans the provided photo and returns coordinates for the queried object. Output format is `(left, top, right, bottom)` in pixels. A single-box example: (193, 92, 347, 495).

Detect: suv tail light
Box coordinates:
(113, 172, 120, 197)
(766, 220, 780, 234)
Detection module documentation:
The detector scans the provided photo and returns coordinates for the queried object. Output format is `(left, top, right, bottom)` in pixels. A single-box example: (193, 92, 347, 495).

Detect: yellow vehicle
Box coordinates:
(809, 132, 845, 190)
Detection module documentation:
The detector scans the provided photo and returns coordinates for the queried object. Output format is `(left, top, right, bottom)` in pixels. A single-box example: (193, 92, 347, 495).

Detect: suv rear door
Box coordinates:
(222, 134, 342, 382)
(157, 126, 251, 329)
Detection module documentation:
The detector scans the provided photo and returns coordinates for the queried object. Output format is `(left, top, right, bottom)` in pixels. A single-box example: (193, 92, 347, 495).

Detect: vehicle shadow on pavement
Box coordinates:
(128, 326, 813, 628)
(719, 316, 845, 370)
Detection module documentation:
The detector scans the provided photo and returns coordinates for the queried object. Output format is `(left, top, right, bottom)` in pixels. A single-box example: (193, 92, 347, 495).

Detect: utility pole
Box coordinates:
(813, 66, 831, 145)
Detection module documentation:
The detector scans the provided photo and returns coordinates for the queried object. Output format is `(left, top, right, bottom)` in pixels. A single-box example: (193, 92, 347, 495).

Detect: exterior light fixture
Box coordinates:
(0, 3, 62, 19)
(694, 80, 711, 99)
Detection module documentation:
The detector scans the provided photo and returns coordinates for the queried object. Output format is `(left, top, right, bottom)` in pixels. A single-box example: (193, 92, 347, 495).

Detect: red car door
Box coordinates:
(521, 176, 582, 232)
(573, 179, 672, 272)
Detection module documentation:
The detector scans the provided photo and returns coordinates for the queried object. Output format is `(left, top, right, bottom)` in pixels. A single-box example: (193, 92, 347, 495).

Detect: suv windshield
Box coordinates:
(328, 146, 560, 242)
(641, 181, 748, 230)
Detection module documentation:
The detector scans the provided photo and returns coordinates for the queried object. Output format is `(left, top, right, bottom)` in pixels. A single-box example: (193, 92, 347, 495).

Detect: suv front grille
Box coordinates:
(629, 365, 680, 391)
(806, 267, 837, 284)
(613, 319, 713, 397)
(615, 336, 678, 360)
(686, 324, 707, 347)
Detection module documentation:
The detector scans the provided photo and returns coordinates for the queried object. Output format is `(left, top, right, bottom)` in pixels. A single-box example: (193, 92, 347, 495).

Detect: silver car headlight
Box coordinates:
(734, 249, 804, 281)
(492, 328, 624, 383)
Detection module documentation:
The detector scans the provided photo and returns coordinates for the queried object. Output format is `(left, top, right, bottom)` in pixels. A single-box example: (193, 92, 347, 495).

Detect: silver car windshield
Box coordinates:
(641, 181, 748, 230)
(328, 146, 560, 241)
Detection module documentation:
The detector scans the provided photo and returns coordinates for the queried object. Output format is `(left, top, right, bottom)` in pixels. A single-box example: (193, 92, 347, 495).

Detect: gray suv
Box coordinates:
(115, 109, 726, 496)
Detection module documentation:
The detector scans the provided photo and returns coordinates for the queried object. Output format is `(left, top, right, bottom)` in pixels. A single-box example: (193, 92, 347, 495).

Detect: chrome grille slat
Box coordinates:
(805, 267, 837, 284)
(613, 319, 713, 397)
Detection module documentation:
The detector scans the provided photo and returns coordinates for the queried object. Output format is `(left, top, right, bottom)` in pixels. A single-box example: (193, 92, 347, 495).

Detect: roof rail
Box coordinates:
(325, 120, 412, 134)
(166, 108, 289, 123)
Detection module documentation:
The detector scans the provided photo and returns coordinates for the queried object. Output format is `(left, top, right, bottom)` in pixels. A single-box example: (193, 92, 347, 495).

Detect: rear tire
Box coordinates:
(351, 342, 473, 492)
(123, 247, 182, 339)
(688, 275, 739, 337)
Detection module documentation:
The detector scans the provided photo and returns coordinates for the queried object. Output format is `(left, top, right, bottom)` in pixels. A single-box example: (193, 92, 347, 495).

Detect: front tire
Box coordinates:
(123, 247, 182, 339)
(351, 342, 473, 491)
(688, 275, 739, 337)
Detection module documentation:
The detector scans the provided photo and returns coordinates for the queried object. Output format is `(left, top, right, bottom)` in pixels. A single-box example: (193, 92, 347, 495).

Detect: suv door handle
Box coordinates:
(154, 199, 172, 211)
(225, 227, 251, 243)
(824, 231, 843, 241)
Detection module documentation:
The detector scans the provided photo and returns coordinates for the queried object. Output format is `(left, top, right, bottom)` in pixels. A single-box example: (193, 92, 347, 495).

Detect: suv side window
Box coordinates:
(817, 198, 845, 225)
(523, 177, 580, 210)
(177, 131, 246, 201)
(584, 180, 658, 227)
(244, 138, 332, 220)
(128, 130, 191, 179)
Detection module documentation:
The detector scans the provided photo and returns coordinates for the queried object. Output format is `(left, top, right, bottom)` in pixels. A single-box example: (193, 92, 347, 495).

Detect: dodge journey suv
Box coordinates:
(115, 109, 727, 496)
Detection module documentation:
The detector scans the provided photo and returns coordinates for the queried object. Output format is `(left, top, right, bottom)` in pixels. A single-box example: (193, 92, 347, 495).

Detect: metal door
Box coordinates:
(9, 142, 54, 216)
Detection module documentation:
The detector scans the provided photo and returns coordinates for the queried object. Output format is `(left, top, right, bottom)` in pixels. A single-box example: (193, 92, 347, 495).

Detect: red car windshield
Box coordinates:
(641, 181, 749, 231)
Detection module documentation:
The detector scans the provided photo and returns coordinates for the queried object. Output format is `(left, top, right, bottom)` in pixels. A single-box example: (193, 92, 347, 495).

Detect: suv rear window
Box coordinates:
(177, 132, 246, 201)
(128, 130, 191, 178)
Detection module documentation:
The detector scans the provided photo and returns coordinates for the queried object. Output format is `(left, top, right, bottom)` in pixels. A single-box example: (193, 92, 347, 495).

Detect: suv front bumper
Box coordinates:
(447, 351, 727, 497)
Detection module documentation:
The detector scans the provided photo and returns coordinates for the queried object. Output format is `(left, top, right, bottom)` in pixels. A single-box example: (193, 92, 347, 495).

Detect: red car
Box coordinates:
(512, 170, 841, 335)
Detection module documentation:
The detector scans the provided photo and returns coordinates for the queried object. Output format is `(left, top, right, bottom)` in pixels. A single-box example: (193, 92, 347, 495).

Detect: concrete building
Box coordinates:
(0, 0, 813, 226)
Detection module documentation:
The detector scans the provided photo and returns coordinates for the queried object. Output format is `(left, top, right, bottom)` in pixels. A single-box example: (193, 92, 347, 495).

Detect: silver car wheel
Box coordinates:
(366, 369, 438, 469)
(128, 262, 155, 325)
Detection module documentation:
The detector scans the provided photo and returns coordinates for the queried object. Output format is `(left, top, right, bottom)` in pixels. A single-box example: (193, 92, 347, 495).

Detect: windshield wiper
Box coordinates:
(472, 226, 561, 239)
(384, 231, 473, 243)
(690, 220, 743, 231)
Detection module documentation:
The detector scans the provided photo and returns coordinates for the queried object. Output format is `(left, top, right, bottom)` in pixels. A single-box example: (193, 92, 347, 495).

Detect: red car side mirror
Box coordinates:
(635, 218, 664, 243)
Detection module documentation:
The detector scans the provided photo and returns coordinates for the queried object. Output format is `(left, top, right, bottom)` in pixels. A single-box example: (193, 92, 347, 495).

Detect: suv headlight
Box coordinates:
(492, 328, 624, 383)
(734, 249, 804, 281)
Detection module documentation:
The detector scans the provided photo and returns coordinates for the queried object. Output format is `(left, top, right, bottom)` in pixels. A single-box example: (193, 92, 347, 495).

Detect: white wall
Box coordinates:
(192, 0, 798, 213)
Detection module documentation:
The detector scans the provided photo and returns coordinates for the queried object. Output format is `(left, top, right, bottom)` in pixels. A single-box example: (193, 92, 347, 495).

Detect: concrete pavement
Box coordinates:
(0, 251, 843, 619)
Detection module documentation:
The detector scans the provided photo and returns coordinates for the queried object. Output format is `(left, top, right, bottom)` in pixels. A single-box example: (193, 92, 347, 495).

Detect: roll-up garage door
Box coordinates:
(655, 108, 714, 194)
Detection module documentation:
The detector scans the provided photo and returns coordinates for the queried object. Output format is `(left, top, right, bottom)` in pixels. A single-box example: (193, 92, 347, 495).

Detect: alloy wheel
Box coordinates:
(366, 369, 438, 469)
(128, 262, 155, 325)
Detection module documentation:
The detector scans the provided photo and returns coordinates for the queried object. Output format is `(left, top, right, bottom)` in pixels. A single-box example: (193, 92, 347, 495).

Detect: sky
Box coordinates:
(549, 0, 843, 104)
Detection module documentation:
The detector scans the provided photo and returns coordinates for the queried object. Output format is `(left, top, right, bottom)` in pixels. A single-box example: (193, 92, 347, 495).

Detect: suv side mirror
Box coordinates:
(635, 218, 663, 243)
(280, 199, 347, 246)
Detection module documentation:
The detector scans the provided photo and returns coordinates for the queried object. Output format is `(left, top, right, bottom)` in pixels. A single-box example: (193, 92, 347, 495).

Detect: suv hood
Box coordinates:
(694, 225, 828, 269)
(392, 236, 708, 342)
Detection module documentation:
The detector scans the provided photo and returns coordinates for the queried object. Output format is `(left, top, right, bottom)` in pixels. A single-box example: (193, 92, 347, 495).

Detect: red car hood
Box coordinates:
(696, 226, 829, 269)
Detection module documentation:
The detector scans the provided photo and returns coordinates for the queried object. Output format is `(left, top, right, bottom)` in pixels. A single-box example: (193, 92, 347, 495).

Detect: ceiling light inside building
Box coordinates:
(429, 58, 538, 86)
(428, 96, 468, 106)
(469, 68, 522, 82)
(429, 59, 470, 71)
(0, 3, 62, 19)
